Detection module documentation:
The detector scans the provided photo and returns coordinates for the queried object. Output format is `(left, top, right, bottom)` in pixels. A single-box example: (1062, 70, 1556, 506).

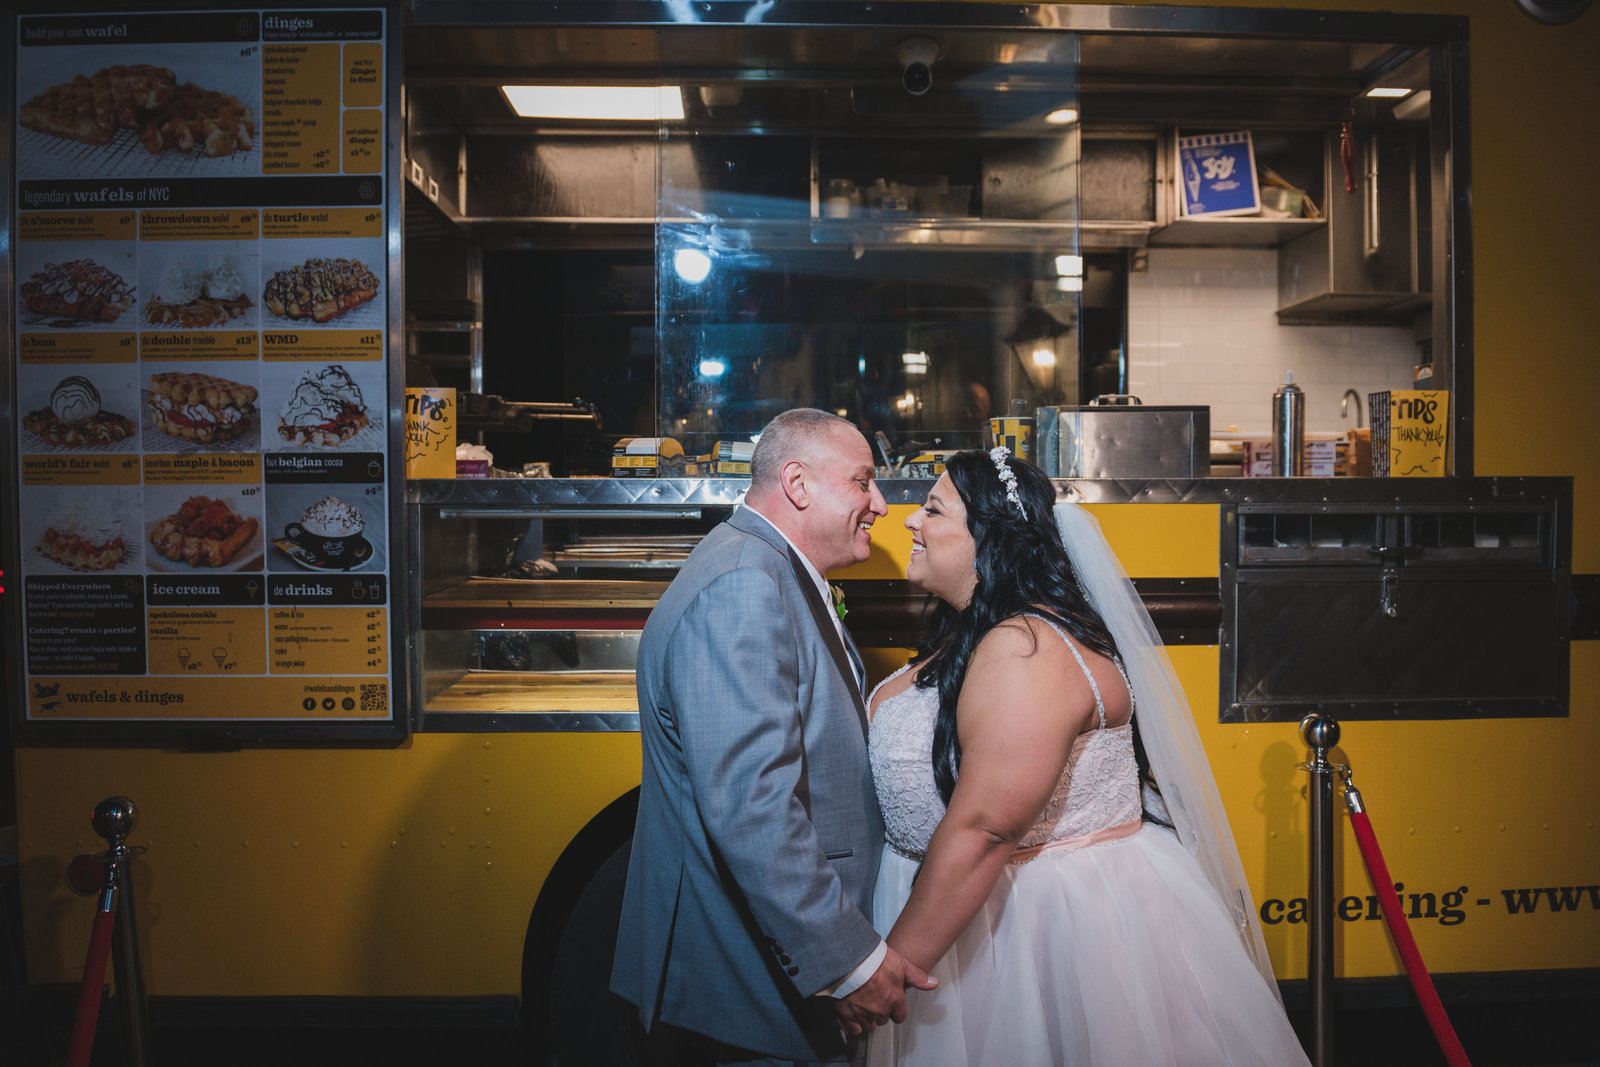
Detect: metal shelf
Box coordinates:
(806, 216, 1080, 249)
(1150, 217, 1325, 248)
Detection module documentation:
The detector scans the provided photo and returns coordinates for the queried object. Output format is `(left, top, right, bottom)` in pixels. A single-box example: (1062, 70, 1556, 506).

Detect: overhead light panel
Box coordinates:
(1365, 87, 1412, 99)
(1055, 276, 1084, 292)
(501, 85, 685, 121)
(1054, 254, 1084, 277)
(1045, 107, 1079, 125)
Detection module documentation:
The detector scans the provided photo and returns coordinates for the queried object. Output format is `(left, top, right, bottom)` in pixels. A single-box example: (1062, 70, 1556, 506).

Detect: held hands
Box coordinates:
(831, 946, 938, 1036)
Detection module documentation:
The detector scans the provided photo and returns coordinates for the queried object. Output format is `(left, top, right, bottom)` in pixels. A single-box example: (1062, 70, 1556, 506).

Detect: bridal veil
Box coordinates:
(1053, 501, 1280, 995)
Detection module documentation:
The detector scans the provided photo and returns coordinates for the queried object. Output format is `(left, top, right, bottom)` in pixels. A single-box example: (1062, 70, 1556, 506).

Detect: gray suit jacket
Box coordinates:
(612, 508, 884, 1061)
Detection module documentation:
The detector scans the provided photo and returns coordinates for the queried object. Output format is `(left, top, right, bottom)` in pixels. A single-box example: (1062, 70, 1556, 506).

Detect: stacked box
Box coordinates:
(1240, 438, 1337, 477)
(707, 440, 753, 476)
(611, 437, 686, 477)
(704, 457, 750, 477)
(904, 451, 956, 478)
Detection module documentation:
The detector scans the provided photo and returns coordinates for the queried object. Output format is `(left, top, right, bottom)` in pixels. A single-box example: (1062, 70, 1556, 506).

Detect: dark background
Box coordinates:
(0, 974, 1596, 1065)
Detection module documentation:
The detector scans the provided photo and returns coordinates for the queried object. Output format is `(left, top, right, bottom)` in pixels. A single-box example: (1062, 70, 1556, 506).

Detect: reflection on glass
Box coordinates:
(674, 248, 713, 284)
(656, 28, 1082, 467)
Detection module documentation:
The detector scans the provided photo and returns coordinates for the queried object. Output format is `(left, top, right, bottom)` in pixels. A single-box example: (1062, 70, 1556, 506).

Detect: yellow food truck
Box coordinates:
(3, 1, 1596, 1061)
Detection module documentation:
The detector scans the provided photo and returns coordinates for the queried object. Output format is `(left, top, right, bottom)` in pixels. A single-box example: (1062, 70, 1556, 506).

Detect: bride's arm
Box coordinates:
(885, 617, 1097, 973)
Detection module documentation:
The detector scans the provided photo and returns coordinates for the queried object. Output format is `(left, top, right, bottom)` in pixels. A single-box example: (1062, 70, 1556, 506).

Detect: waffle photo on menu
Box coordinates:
(144, 255, 254, 328)
(149, 495, 260, 569)
(263, 258, 380, 323)
(19, 259, 136, 326)
(23, 375, 137, 447)
(146, 370, 258, 444)
(19, 63, 254, 158)
(37, 497, 129, 572)
(278, 365, 370, 446)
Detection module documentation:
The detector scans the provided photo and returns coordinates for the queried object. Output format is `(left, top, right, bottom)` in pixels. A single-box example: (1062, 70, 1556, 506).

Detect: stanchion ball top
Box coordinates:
(91, 796, 138, 841)
(1299, 713, 1341, 752)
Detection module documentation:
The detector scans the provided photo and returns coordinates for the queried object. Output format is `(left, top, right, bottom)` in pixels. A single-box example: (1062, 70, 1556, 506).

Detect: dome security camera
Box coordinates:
(897, 37, 939, 96)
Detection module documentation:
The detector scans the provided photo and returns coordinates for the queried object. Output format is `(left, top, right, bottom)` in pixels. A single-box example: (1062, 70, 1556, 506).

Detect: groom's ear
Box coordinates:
(779, 459, 811, 510)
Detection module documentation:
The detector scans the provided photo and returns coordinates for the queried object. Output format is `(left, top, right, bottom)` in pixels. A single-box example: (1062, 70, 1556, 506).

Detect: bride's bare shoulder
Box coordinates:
(972, 613, 1062, 660)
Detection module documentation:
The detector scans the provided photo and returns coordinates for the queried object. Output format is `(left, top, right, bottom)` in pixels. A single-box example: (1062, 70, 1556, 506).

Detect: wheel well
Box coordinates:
(519, 787, 639, 1040)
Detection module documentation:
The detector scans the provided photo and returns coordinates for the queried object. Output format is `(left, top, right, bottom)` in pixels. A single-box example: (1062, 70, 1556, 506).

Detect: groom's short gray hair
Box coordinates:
(750, 408, 855, 489)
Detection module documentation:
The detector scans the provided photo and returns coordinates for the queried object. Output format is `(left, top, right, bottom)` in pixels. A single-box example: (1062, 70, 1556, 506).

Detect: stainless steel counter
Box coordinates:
(411, 475, 1570, 509)
(409, 475, 1579, 731)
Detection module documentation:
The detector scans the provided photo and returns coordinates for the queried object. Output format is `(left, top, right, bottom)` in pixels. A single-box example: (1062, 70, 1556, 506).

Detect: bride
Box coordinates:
(865, 447, 1310, 1066)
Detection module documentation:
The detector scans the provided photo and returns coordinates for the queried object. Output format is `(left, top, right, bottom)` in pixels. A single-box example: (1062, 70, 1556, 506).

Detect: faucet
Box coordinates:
(1340, 389, 1364, 428)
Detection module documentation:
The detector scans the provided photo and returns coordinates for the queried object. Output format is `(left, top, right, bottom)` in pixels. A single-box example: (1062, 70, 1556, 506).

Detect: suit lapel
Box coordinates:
(784, 546, 869, 734)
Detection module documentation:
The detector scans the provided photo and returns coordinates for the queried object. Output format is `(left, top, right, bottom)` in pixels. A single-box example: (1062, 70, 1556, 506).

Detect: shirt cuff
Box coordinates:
(819, 940, 887, 999)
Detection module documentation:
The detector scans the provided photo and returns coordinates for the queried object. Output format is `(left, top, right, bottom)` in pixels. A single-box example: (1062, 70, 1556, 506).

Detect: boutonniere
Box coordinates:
(830, 583, 848, 621)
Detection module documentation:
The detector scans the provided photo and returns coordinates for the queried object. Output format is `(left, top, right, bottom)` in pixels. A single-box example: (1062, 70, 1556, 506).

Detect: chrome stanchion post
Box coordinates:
(1300, 713, 1340, 1067)
(92, 797, 149, 1067)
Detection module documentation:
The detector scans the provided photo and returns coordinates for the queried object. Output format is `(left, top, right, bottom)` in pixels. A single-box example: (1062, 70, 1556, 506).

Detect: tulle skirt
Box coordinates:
(866, 824, 1310, 1067)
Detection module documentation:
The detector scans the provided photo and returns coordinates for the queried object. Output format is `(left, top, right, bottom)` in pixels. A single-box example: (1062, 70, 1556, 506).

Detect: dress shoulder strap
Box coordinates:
(1026, 614, 1106, 729)
(866, 662, 914, 720)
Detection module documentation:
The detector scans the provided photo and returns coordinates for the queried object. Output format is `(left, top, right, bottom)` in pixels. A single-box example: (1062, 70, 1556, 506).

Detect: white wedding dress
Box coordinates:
(865, 618, 1310, 1066)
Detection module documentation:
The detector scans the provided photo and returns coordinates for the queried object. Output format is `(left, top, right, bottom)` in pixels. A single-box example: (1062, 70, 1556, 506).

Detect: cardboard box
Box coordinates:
(1369, 391, 1448, 476)
(1240, 438, 1337, 477)
(404, 387, 456, 478)
(611, 437, 686, 477)
(1345, 428, 1373, 477)
(1304, 439, 1337, 477)
(904, 451, 956, 478)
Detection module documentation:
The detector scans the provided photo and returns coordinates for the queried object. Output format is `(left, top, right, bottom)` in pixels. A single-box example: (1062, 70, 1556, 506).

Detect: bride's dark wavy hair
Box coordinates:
(910, 449, 1157, 811)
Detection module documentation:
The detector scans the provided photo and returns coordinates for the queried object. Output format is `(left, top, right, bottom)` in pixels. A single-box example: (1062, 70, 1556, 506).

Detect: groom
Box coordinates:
(613, 408, 934, 1065)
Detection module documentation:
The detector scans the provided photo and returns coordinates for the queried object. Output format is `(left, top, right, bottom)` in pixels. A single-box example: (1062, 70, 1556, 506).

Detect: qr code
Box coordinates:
(360, 683, 387, 712)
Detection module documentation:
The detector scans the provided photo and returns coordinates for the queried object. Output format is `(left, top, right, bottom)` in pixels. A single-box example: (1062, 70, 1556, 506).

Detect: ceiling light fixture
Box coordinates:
(1045, 107, 1079, 125)
(501, 85, 685, 121)
(1365, 87, 1412, 99)
(1054, 254, 1084, 277)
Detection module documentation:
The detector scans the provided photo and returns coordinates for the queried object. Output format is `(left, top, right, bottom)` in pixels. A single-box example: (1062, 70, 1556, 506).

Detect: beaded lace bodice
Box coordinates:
(867, 618, 1142, 860)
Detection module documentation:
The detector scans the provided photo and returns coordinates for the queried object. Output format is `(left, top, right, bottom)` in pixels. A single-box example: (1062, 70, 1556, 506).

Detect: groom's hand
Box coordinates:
(831, 947, 938, 1034)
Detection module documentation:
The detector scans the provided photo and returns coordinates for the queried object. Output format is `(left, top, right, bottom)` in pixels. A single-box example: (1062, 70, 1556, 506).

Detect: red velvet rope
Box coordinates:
(1348, 809, 1473, 1067)
(66, 907, 117, 1067)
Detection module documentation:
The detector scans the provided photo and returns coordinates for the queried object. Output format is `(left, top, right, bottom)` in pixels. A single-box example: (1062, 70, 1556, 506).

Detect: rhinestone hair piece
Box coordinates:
(988, 445, 1026, 517)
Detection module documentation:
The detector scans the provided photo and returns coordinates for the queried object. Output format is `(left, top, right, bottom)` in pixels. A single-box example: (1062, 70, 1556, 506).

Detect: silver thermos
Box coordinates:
(1271, 373, 1305, 476)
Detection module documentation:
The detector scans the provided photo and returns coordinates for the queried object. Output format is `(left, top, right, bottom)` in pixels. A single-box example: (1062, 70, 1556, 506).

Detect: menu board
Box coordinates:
(10, 7, 400, 730)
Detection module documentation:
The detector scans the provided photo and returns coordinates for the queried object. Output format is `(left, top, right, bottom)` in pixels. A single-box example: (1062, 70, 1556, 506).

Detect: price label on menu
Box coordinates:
(10, 7, 398, 731)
